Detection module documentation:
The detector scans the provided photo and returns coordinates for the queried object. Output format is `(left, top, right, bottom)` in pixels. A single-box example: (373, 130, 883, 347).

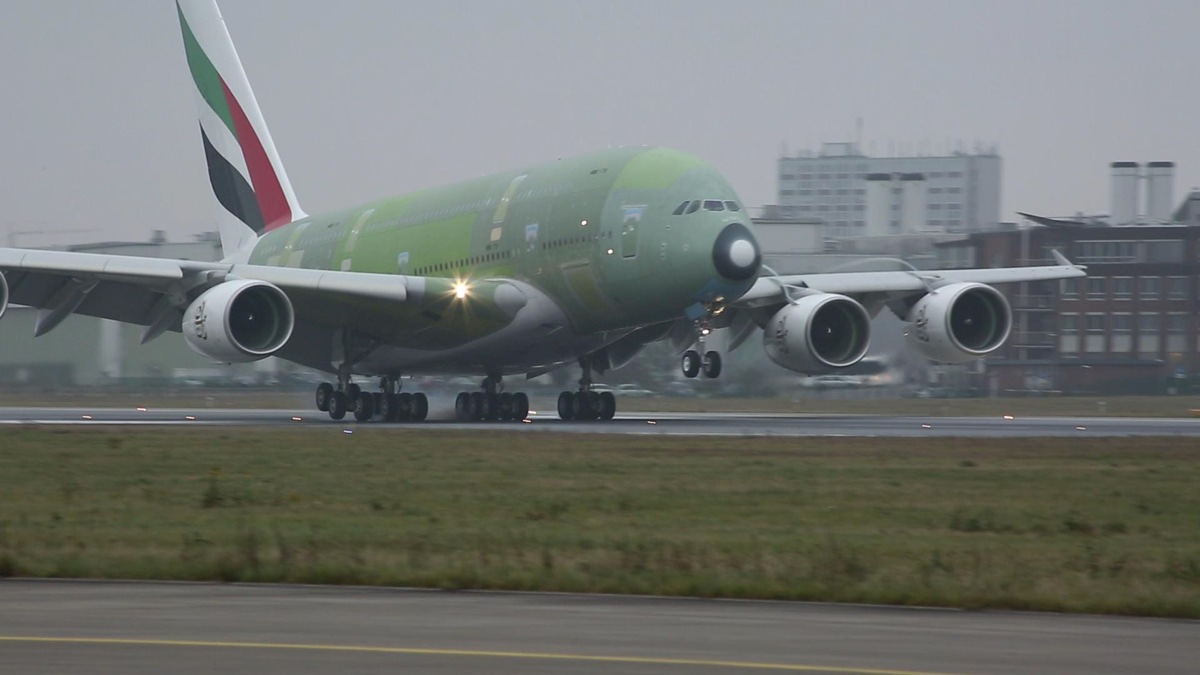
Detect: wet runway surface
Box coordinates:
(2, 405, 1199, 437)
(2, 580, 1196, 675)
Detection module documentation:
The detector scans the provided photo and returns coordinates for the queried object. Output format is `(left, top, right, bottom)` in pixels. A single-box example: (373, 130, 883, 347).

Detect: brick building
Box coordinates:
(937, 215, 1200, 394)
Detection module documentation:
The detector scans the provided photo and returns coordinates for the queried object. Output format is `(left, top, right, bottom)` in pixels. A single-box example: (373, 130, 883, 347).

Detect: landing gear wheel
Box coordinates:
(682, 350, 701, 378)
(353, 392, 375, 422)
(379, 393, 396, 422)
(572, 391, 594, 421)
(455, 392, 470, 420)
(702, 351, 722, 379)
(482, 393, 499, 421)
(315, 382, 333, 412)
(598, 391, 616, 421)
(397, 393, 413, 421)
(328, 392, 347, 421)
(346, 382, 362, 403)
(498, 392, 514, 421)
(411, 393, 429, 422)
(513, 393, 530, 421)
(557, 391, 574, 420)
(468, 392, 484, 421)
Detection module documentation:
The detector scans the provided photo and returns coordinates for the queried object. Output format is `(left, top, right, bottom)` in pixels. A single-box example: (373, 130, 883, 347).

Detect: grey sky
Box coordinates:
(2, 0, 1197, 246)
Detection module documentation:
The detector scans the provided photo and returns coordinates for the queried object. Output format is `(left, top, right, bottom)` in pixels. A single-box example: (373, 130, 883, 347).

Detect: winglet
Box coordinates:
(1051, 249, 1085, 269)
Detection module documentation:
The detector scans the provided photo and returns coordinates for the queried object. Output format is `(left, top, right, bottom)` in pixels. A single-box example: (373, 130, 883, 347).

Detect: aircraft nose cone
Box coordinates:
(712, 222, 761, 281)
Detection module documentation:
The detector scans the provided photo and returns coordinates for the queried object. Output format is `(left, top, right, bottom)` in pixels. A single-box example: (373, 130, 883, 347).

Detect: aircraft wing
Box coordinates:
(0, 248, 428, 341)
(734, 253, 1086, 309)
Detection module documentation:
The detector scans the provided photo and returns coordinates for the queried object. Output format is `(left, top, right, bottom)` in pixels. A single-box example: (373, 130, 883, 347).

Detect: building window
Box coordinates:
(1111, 277, 1132, 299)
(1167, 276, 1188, 300)
(1060, 313, 1079, 354)
(1087, 277, 1106, 299)
(1061, 278, 1079, 298)
(1111, 313, 1133, 353)
(1140, 277, 1161, 299)
(1139, 313, 1161, 333)
(1085, 313, 1105, 353)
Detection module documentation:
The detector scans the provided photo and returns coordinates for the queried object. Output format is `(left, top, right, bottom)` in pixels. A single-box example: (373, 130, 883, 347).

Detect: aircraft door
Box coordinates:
(620, 205, 644, 258)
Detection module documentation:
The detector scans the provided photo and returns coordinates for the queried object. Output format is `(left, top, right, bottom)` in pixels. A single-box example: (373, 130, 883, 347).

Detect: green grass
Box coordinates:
(1, 428, 1198, 617)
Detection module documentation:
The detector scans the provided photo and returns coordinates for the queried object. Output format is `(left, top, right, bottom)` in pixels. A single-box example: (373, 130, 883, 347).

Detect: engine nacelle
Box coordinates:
(763, 293, 871, 373)
(905, 282, 1011, 363)
(0, 272, 8, 320)
(183, 280, 294, 363)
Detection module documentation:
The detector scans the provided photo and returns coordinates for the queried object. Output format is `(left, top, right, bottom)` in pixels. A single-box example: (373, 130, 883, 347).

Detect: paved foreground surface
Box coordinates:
(3, 405, 1200, 437)
(0, 580, 1196, 674)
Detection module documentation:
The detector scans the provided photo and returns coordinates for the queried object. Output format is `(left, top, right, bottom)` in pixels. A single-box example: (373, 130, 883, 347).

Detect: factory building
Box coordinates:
(777, 142, 1002, 239)
(936, 204, 1200, 394)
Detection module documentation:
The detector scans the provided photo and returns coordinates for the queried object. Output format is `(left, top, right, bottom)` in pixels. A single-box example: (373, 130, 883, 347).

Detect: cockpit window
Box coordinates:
(724, 201, 741, 212)
(673, 201, 690, 215)
(685, 200, 702, 214)
(703, 200, 725, 211)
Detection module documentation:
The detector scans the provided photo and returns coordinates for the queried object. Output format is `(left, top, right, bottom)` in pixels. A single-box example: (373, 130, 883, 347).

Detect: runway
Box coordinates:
(1, 580, 1196, 675)
(1, 405, 1200, 437)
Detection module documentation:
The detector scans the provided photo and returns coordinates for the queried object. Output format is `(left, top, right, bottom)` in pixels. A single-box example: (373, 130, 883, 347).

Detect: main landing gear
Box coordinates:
(453, 375, 530, 421)
(557, 356, 616, 421)
(314, 373, 428, 423)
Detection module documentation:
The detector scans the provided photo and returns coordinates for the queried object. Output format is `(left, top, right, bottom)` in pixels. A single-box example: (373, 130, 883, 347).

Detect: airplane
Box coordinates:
(0, 0, 1085, 423)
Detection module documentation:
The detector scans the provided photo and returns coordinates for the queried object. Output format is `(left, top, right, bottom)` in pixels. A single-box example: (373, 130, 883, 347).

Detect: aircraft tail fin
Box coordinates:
(176, 0, 306, 258)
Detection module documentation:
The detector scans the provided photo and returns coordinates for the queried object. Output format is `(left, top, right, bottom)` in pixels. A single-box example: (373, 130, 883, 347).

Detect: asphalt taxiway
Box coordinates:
(1, 580, 1196, 675)
(2, 405, 1200, 437)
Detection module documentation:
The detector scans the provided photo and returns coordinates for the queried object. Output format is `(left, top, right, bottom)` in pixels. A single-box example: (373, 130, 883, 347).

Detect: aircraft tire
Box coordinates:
(598, 391, 616, 421)
(482, 393, 499, 421)
(702, 351, 722, 378)
(411, 393, 429, 421)
(346, 383, 362, 403)
(353, 392, 375, 422)
(397, 393, 413, 421)
(681, 350, 701, 378)
(455, 392, 470, 420)
(328, 392, 347, 421)
(315, 383, 333, 412)
(513, 393, 530, 421)
(468, 392, 484, 421)
(557, 391, 574, 420)
(498, 393, 514, 420)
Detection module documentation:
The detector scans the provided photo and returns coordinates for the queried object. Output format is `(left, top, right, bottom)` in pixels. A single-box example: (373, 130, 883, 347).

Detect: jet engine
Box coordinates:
(905, 282, 1011, 363)
(182, 280, 294, 363)
(0, 272, 8, 320)
(763, 293, 871, 373)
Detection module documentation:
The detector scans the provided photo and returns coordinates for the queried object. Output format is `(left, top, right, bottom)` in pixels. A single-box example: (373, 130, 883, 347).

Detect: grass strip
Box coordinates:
(1, 428, 1198, 617)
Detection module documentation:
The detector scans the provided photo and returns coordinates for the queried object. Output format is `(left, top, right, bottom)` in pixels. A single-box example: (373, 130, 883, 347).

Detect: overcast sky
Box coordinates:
(2, 0, 1198, 246)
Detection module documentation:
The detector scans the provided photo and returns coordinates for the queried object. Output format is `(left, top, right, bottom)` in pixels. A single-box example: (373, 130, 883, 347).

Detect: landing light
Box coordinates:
(452, 281, 471, 300)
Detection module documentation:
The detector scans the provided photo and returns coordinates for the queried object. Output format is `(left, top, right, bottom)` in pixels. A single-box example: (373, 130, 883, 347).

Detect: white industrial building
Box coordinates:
(777, 142, 1002, 239)
(1109, 161, 1177, 225)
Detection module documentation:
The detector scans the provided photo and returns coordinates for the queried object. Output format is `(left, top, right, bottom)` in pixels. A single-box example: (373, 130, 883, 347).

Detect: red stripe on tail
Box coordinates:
(221, 79, 291, 231)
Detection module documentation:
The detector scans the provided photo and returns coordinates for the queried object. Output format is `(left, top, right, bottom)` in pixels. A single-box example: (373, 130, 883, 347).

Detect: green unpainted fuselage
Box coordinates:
(246, 146, 758, 374)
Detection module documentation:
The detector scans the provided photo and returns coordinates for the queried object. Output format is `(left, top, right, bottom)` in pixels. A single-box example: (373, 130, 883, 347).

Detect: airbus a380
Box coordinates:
(0, 0, 1085, 423)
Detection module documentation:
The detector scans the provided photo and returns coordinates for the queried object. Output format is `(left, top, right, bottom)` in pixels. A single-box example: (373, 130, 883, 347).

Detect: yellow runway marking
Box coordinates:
(0, 636, 962, 674)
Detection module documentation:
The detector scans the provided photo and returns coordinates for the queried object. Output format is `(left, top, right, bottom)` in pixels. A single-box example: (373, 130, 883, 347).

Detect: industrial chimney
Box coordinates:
(1144, 161, 1175, 224)
(1109, 162, 1139, 225)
